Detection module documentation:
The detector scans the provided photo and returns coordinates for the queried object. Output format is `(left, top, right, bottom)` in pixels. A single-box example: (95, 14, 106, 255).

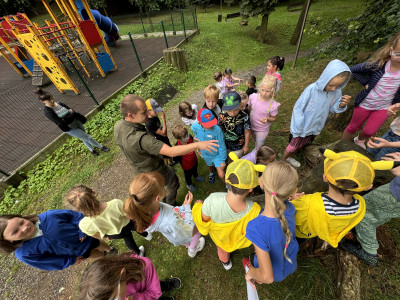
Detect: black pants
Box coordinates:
(183, 161, 199, 185)
(106, 221, 147, 254)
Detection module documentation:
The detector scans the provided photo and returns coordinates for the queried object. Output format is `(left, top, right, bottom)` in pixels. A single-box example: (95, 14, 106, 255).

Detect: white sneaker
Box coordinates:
(144, 231, 152, 241)
(187, 237, 205, 258)
(286, 157, 301, 168)
(354, 136, 366, 149)
(138, 246, 145, 257)
(222, 259, 233, 270)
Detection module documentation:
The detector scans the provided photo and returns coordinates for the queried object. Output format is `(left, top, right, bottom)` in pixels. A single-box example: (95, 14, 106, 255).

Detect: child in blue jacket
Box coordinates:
(281, 59, 352, 167)
(191, 108, 227, 184)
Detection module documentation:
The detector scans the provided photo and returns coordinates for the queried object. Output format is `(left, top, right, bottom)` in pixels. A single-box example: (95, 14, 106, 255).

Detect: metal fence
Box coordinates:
(0, 7, 197, 183)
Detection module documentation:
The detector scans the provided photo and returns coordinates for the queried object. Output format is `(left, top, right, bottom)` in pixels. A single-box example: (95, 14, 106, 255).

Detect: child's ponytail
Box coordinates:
(260, 161, 299, 263)
(123, 172, 166, 233)
(65, 185, 101, 217)
(268, 56, 285, 71)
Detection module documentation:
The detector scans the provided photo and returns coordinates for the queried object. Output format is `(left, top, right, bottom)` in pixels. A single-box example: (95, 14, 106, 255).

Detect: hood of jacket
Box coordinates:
(315, 59, 351, 92)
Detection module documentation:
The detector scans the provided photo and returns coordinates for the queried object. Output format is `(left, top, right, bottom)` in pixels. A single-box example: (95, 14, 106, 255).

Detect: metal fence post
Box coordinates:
(128, 32, 144, 72)
(139, 12, 148, 37)
(67, 57, 99, 106)
(194, 6, 198, 29)
(181, 9, 187, 40)
(160, 21, 169, 48)
(170, 10, 176, 35)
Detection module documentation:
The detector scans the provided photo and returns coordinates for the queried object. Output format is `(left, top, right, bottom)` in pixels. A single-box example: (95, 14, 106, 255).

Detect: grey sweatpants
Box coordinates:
(356, 183, 400, 255)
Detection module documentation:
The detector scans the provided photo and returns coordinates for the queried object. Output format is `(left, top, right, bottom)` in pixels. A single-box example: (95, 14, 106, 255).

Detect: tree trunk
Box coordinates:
(163, 47, 188, 71)
(290, 0, 311, 45)
(145, 7, 154, 32)
(257, 14, 269, 43)
(336, 249, 361, 300)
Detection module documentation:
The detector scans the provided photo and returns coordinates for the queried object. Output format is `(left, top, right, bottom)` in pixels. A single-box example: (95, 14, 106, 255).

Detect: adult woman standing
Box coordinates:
(0, 209, 113, 270)
(35, 88, 109, 156)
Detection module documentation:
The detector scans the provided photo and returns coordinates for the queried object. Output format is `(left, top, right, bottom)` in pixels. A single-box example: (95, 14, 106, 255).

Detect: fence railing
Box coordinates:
(0, 7, 198, 186)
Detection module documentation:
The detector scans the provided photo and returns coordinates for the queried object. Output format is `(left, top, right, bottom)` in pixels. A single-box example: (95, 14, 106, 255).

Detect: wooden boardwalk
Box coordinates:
(0, 35, 186, 178)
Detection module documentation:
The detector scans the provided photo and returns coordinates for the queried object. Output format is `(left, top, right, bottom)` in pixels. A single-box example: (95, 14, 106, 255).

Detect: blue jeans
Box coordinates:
(66, 121, 102, 152)
(367, 130, 400, 160)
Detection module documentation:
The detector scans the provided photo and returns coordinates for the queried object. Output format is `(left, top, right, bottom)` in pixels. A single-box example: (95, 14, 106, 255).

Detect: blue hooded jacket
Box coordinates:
(290, 59, 351, 137)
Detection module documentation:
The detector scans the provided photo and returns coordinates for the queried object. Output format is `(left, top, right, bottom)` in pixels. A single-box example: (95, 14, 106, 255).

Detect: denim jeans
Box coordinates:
(66, 121, 102, 152)
(367, 130, 400, 160)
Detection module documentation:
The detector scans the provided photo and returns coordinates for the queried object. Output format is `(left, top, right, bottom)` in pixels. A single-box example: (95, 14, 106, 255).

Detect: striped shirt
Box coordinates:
(322, 193, 359, 216)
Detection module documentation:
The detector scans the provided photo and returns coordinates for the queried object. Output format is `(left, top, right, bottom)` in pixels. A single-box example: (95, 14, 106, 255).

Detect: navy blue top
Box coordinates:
(245, 201, 299, 282)
(351, 62, 400, 107)
(14, 210, 92, 270)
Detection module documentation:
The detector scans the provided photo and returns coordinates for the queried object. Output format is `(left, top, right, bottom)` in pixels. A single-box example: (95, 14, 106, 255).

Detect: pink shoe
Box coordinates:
(354, 136, 366, 149)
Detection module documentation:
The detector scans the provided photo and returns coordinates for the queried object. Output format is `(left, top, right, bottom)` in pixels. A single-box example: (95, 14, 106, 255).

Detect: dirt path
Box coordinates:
(0, 45, 318, 300)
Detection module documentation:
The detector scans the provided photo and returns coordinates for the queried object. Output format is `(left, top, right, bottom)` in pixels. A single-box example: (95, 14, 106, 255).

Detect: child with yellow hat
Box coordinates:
(291, 149, 397, 248)
(192, 153, 265, 270)
(340, 152, 400, 266)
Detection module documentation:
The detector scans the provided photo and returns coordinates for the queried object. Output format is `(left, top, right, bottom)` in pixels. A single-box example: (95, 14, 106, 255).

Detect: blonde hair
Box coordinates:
(368, 30, 400, 68)
(172, 124, 188, 140)
(259, 75, 277, 99)
(123, 172, 166, 233)
(65, 185, 101, 217)
(260, 161, 298, 263)
(79, 255, 145, 300)
(203, 85, 219, 101)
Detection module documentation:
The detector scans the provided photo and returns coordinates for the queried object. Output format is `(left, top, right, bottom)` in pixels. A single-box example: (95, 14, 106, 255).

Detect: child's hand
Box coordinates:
(198, 140, 219, 153)
(161, 110, 166, 119)
(243, 145, 249, 154)
(74, 256, 86, 265)
(245, 271, 257, 290)
(259, 117, 269, 124)
(340, 95, 351, 107)
(183, 191, 193, 205)
(382, 152, 400, 177)
(367, 137, 387, 149)
(387, 103, 400, 117)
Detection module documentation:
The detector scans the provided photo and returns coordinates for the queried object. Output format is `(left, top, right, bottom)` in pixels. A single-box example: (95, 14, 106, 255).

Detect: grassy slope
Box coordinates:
(13, 1, 400, 300)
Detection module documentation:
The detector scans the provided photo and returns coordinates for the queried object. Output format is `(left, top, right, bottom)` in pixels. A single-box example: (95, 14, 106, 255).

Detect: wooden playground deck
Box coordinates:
(0, 35, 187, 178)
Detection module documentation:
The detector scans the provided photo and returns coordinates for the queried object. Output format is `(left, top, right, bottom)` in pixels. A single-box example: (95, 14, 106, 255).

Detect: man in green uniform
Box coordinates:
(114, 94, 218, 205)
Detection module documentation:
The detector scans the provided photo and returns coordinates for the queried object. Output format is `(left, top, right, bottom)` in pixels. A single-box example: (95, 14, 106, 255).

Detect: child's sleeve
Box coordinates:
(290, 87, 313, 137)
(245, 218, 270, 252)
(168, 213, 194, 244)
(216, 127, 227, 161)
(176, 204, 195, 227)
(350, 62, 372, 86)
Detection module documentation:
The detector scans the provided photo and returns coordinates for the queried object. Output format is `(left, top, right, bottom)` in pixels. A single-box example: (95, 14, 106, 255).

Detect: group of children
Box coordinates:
(1, 31, 400, 300)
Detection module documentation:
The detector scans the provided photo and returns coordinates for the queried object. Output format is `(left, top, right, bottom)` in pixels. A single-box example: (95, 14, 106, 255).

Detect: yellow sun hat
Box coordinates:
(225, 152, 266, 189)
(321, 149, 398, 192)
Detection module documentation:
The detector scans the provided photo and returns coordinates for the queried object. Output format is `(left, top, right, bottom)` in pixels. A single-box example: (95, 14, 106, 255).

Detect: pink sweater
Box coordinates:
(125, 255, 162, 300)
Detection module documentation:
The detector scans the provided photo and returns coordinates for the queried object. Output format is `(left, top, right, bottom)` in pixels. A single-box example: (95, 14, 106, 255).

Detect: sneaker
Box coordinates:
(339, 239, 378, 266)
(106, 247, 119, 255)
(242, 257, 251, 270)
(138, 245, 145, 257)
(222, 259, 232, 270)
(186, 184, 196, 192)
(144, 231, 153, 241)
(100, 146, 110, 152)
(162, 277, 181, 292)
(354, 136, 366, 149)
(188, 237, 205, 258)
(195, 176, 205, 182)
(286, 157, 300, 168)
(91, 150, 99, 156)
(209, 173, 215, 184)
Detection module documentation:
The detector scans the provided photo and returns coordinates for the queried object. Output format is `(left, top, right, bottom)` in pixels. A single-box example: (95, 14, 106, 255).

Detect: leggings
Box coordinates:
(216, 246, 230, 263)
(251, 130, 270, 150)
(183, 226, 202, 250)
(345, 106, 388, 138)
(106, 221, 147, 254)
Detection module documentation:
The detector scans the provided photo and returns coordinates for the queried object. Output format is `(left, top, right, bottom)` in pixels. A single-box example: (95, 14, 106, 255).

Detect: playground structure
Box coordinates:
(0, 0, 118, 94)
